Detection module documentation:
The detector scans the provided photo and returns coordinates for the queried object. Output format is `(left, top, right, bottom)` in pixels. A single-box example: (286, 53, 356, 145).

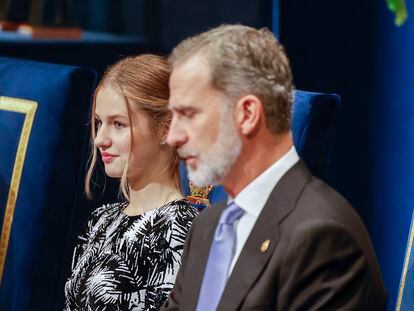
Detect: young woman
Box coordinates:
(64, 54, 198, 310)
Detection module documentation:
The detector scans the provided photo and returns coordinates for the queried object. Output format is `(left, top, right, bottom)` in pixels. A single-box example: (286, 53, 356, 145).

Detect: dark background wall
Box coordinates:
(70, 0, 148, 36)
(281, 0, 376, 223)
(71, 0, 272, 52)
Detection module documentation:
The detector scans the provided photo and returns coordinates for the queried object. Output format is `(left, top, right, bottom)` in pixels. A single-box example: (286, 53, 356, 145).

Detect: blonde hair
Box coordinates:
(85, 54, 179, 200)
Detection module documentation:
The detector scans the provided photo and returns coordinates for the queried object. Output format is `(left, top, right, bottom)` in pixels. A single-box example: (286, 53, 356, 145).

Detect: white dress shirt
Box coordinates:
(228, 146, 300, 274)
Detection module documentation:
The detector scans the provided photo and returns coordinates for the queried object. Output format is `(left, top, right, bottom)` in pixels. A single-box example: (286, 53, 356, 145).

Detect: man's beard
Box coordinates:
(186, 112, 242, 187)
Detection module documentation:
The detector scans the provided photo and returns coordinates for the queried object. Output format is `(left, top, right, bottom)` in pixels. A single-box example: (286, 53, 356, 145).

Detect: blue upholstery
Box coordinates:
(180, 90, 340, 205)
(0, 57, 96, 310)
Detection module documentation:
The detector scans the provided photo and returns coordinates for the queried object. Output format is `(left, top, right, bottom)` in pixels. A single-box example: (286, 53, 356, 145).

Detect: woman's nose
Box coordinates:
(94, 126, 111, 149)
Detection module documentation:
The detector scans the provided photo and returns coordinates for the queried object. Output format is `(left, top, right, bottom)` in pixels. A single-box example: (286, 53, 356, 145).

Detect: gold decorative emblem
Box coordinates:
(187, 181, 213, 207)
(0, 96, 37, 283)
(260, 239, 271, 253)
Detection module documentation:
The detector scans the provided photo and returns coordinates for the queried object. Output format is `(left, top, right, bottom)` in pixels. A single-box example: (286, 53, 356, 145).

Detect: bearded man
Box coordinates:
(163, 24, 387, 310)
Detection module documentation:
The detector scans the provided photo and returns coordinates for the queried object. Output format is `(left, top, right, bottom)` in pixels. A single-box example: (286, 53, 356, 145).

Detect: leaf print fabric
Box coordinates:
(64, 199, 198, 310)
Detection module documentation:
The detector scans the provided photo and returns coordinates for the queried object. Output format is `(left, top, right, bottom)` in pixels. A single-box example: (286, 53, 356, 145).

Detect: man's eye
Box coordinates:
(183, 110, 195, 118)
(114, 121, 126, 129)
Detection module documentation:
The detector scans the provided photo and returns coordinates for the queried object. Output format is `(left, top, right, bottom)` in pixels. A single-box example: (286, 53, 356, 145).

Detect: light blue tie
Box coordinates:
(196, 202, 245, 311)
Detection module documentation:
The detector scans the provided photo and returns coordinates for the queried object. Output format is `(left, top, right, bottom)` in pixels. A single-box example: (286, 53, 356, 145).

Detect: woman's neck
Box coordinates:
(123, 181, 183, 216)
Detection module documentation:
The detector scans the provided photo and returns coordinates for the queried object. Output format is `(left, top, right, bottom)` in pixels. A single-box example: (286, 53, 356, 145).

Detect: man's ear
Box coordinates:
(234, 95, 263, 136)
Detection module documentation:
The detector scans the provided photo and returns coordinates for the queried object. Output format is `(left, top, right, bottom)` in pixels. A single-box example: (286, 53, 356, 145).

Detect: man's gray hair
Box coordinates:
(169, 24, 294, 134)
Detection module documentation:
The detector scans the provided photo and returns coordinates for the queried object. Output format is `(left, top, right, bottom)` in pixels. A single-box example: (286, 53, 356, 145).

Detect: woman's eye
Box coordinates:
(95, 120, 102, 130)
(114, 121, 126, 129)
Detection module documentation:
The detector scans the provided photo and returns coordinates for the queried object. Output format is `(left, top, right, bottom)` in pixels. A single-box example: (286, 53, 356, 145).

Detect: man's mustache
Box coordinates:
(177, 149, 197, 159)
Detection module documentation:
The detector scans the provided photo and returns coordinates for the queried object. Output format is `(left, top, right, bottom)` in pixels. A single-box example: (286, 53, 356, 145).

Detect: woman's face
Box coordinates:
(94, 87, 163, 184)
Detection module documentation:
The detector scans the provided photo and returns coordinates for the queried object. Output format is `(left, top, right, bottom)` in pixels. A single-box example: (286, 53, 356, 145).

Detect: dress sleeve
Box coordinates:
(144, 203, 198, 310)
(70, 205, 108, 270)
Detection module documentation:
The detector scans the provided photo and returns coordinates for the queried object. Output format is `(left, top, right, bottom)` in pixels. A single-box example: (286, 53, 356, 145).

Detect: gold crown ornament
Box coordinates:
(187, 181, 213, 208)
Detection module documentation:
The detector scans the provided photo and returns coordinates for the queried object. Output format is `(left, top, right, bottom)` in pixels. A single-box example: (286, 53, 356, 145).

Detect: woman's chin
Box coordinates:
(104, 169, 122, 179)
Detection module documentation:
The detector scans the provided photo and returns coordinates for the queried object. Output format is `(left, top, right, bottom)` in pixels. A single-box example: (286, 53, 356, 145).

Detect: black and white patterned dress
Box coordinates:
(64, 199, 198, 310)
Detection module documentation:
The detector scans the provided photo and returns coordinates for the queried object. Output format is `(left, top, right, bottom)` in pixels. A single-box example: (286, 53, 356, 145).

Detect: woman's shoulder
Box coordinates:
(89, 201, 126, 223)
(149, 199, 198, 244)
(154, 199, 198, 221)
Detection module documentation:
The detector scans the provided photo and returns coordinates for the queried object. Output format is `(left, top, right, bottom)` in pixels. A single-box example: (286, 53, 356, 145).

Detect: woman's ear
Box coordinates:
(158, 121, 169, 145)
(234, 95, 263, 136)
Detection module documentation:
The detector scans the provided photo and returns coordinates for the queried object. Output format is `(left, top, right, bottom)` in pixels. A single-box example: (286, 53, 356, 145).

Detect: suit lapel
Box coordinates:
(218, 161, 312, 310)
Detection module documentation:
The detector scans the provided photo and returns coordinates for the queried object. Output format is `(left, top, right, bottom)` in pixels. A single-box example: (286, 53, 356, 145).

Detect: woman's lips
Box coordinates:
(101, 152, 117, 163)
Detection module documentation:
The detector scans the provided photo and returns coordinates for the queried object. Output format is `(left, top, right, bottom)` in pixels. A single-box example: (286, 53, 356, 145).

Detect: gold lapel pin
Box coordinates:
(260, 239, 270, 253)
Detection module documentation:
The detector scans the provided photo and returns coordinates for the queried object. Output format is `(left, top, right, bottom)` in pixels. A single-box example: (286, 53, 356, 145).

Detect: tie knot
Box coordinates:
(219, 202, 245, 225)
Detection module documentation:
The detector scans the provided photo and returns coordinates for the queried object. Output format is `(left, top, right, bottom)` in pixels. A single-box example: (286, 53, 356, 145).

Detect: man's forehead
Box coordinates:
(169, 57, 211, 104)
(176, 53, 210, 70)
(171, 55, 211, 84)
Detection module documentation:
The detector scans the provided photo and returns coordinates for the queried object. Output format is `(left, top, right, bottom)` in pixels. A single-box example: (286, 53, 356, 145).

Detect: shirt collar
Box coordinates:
(233, 146, 300, 217)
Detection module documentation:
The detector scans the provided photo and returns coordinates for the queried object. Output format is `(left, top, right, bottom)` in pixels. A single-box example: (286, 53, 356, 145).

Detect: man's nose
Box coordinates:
(167, 117, 188, 148)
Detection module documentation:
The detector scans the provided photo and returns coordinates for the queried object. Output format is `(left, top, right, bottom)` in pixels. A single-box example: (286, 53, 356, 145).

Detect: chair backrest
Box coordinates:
(0, 57, 96, 310)
(180, 90, 341, 206)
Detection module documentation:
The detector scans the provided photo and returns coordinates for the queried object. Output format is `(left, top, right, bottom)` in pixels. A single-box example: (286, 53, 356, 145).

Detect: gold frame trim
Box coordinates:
(0, 96, 37, 283)
(396, 213, 414, 311)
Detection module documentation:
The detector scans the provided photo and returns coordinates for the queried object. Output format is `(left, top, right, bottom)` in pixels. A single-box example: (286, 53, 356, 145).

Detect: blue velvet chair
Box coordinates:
(181, 90, 341, 206)
(0, 57, 96, 310)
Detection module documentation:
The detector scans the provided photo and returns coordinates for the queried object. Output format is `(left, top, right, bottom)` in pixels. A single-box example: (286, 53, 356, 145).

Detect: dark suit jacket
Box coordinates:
(162, 161, 387, 310)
